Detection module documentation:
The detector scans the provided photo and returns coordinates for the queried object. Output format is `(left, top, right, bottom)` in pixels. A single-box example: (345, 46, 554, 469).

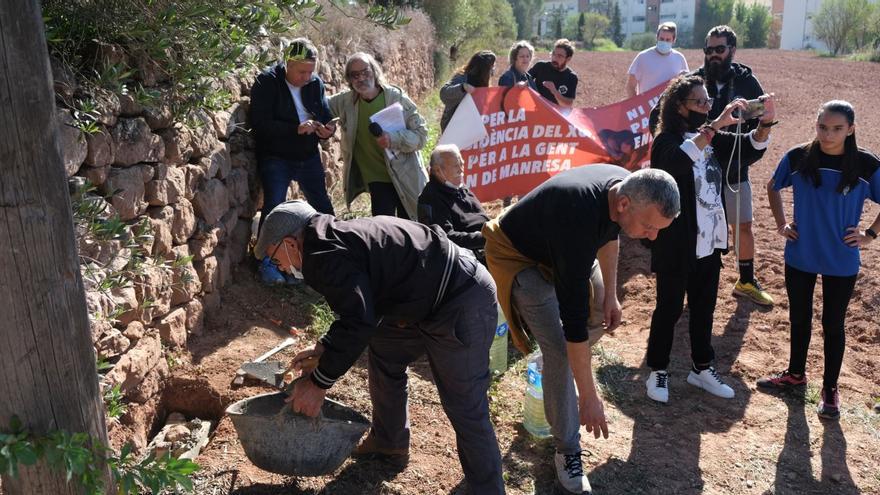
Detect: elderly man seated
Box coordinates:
(417, 144, 490, 255)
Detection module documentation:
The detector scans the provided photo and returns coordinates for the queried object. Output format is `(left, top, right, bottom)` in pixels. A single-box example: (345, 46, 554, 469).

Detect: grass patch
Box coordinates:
(591, 37, 624, 52)
(804, 383, 821, 405)
(419, 90, 443, 166)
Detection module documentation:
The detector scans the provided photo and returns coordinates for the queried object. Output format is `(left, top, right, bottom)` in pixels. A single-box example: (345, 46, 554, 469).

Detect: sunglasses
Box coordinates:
(347, 68, 373, 81)
(685, 97, 714, 107)
(703, 45, 730, 55)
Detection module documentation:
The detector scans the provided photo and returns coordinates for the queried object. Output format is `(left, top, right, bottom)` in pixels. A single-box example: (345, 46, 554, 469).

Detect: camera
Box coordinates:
(736, 98, 765, 121)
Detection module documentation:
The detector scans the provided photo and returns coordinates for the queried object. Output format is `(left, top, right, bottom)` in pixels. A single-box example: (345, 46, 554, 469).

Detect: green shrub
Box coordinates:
(624, 32, 656, 51)
(592, 37, 624, 52)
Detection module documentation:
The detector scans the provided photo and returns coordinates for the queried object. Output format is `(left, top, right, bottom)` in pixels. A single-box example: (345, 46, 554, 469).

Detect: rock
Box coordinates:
(170, 257, 201, 306)
(101, 165, 151, 221)
(211, 110, 232, 140)
(184, 164, 206, 201)
(95, 328, 131, 358)
(93, 91, 121, 127)
(84, 129, 115, 168)
(111, 118, 165, 166)
(50, 56, 77, 101)
(193, 256, 218, 293)
(89, 318, 113, 343)
(113, 286, 140, 326)
(163, 424, 191, 443)
(193, 179, 229, 226)
(198, 145, 232, 180)
(171, 198, 197, 245)
(143, 91, 173, 130)
(147, 206, 174, 255)
(184, 299, 204, 335)
(830, 473, 843, 483)
(215, 247, 232, 290)
(133, 50, 166, 87)
(134, 262, 173, 324)
(188, 226, 220, 261)
(105, 332, 162, 396)
(78, 165, 110, 187)
(227, 128, 255, 153)
(202, 290, 221, 313)
(88, 41, 127, 68)
(157, 124, 194, 166)
(118, 92, 144, 117)
(227, 168, 249, 208)
(123, 321, 146, 343)
(166, 412, 187, 425)
(230, 219, 252, 265)
(189, 110, 220, 159)
(156, 307, 187, 348)
(129, 358, 169, 404)
(145, 164, 184, 206)
(230, 150, 256, 170)
(57, 110, 88, 177)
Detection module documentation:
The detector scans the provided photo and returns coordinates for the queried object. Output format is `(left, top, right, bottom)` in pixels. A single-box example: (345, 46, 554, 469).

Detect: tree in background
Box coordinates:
(729, 1, 771, 47)
(582, 12, 611, 48)
(812, 0, 864, 55)
(577, 12, 586, 42)
(693, 0, 734, 45)
(422, 0, 515, 67)
(609, 1, 624, 47)
(507, 0, 543, 38)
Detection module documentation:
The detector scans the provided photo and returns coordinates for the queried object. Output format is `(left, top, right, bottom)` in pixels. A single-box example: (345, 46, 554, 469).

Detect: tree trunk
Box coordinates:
(0, 0, 111, 493)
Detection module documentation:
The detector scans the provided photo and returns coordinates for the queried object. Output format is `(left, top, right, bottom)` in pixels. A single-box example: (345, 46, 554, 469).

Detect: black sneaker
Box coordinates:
(817, 387, 840, 420)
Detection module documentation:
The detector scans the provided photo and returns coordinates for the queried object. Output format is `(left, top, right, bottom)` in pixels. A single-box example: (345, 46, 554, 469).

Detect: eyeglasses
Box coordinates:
(685, 97, 714, 107)
(703, 45, 730, 55)
(347, 68, 373, 81)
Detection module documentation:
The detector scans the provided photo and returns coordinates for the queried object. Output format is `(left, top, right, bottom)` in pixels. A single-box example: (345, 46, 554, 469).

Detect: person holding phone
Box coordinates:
(759, 100, 880, 420)
(249, 38, 337, 285)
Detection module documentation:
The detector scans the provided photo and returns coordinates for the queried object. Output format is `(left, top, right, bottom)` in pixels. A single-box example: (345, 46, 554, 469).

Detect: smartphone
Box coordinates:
(738, 98, 765, 121)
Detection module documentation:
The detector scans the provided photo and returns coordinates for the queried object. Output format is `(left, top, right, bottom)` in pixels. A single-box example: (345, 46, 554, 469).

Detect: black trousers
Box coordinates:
(647, 251, 721, 370)
(785, 264, 856, 389)
(368, 182, 408, 219)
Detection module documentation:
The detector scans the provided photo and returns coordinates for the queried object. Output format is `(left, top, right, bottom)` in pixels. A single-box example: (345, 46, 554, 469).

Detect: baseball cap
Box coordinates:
(253, 200, 319, 259)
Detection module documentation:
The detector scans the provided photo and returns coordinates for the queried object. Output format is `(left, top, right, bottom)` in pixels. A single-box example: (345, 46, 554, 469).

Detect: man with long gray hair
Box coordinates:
(482, 165, 679, 494)
(329, 52, 428, 220)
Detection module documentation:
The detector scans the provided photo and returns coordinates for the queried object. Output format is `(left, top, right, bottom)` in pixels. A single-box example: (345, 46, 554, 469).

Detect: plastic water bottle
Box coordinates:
(488, 309, 509, 375)
(523, 350, 551, 438)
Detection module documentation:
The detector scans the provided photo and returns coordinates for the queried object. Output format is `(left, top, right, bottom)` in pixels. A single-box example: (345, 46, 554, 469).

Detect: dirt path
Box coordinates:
(183, 50, 880, 494)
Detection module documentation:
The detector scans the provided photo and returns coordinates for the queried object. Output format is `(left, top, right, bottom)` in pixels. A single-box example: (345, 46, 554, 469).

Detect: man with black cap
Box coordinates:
(253, 200, 505, 494)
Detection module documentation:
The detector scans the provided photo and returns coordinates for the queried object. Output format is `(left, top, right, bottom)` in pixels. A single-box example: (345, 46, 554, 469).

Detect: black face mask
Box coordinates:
(686, 110, 708, 132)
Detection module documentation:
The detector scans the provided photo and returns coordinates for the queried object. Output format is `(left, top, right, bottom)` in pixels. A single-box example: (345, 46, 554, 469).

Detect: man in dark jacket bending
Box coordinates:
(254, 200, 505, 494)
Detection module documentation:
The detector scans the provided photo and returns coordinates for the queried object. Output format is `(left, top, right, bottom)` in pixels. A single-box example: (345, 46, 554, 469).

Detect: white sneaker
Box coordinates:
(646, 370, 669, 403)
(687, 366, 735, 399)
(554, 451, 592, 494)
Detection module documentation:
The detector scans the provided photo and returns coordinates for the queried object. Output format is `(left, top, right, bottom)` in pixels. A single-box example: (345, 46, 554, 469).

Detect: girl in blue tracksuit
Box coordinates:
(759, 100, 880, 420)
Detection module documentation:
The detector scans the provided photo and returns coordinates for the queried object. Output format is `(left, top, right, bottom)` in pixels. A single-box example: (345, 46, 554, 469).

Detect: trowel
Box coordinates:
(232, 337, 296, 387)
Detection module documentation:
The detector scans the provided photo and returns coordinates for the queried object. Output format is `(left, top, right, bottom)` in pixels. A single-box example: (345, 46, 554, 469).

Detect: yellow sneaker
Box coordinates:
(733, 280, 774, 306)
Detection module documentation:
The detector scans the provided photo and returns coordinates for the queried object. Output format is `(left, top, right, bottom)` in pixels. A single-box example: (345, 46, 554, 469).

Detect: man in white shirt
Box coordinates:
(625, 22, 688, 97)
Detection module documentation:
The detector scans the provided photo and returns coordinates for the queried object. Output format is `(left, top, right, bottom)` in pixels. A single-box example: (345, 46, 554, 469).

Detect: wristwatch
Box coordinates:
(866, 228, 878, 239)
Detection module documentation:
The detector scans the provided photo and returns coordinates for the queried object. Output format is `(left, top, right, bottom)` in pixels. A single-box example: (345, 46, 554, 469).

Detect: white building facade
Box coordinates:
(618, 0, 697, 41)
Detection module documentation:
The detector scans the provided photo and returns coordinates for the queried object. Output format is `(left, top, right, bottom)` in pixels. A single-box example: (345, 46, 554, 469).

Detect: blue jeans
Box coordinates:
(258, 155, 334, 228)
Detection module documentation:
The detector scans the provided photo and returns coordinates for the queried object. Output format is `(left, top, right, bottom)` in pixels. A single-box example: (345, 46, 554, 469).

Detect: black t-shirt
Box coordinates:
(499, 165, 625, 342)
(528, 61, 578, 104)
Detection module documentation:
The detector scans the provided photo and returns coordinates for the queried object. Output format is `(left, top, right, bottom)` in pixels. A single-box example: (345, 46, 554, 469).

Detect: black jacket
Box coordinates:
(649, 130, 766, 274)
(692, 63, 765, 184)
(249, 62, 333, 161)
(648, 62, 765, 184)
(417, 177, 489, 251)
(302, 215, 459, 389)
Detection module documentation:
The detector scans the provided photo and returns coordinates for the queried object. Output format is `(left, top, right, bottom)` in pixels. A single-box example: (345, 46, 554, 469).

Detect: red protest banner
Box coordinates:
(457, 83, 666, 202)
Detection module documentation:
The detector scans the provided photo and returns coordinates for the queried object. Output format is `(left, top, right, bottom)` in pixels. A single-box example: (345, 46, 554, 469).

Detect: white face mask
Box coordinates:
(656, 41, 673, 54)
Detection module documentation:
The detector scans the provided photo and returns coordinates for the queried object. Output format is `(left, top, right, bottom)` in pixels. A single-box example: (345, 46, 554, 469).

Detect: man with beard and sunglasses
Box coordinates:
(691, 25, 773, 307)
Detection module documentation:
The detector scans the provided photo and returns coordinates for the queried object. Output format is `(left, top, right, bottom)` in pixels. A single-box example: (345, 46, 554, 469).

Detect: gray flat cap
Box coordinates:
(253, 200, 319, 259)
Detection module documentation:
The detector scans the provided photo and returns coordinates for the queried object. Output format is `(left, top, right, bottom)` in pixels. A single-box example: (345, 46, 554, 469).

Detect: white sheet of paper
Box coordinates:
(438, 94, 488, 150)
(370, 102, 407, 161)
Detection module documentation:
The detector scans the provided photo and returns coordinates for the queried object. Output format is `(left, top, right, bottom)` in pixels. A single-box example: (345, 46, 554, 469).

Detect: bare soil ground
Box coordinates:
(182, 50, 880, 494)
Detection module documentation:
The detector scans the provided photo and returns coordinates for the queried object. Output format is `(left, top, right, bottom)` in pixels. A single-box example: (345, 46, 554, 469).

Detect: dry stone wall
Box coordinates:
(55, 11, 435, 451)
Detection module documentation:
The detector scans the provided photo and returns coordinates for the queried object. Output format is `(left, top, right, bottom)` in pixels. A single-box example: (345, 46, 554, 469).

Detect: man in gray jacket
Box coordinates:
(329, 52, 428, 219)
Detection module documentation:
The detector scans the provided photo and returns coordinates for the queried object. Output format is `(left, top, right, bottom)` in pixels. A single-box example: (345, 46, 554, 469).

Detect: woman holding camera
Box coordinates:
(758, 100, 880, 420)
(645, 74, 775, 404)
